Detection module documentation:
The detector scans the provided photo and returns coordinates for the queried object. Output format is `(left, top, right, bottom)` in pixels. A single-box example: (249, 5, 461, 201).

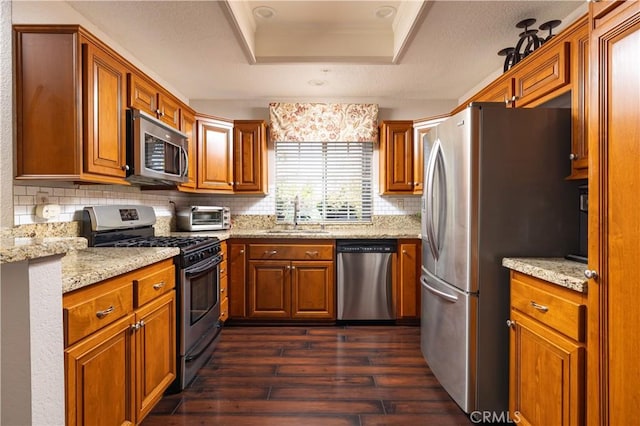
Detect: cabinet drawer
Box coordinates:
(220, 297, 229, 322)
(515, 41, 570, 106)
(219, 258, 228, 279)
(249, 244, 334, 260)
(511, 274, 585, 341)
(64, 283, 133, 347)
(134, 264, 175, 307)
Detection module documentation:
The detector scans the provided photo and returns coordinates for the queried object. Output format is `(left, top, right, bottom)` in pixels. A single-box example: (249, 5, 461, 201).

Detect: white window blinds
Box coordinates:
(275, 141, 373, 223)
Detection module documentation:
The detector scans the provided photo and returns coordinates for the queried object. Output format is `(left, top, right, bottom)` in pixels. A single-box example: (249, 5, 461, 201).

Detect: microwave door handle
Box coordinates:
(181, 145, 189, 178)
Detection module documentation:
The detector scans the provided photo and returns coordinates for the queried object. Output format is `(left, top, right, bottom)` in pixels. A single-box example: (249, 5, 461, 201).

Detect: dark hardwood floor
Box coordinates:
(142, 325, 472, 426)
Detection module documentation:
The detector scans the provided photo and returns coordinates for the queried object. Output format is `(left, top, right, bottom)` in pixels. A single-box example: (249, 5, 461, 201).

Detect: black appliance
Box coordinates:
(82, 205, 222, 391)
(566, 185, 588, 263)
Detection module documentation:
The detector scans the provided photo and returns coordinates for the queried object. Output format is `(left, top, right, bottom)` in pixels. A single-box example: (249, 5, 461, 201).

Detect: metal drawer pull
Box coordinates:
(530, 301, 549, 313)
(506, 319, 516, 328)
(96, 306, 114, 319)
(220, 268, 225, 274)
(152, 281, 166, 290)
(264, 250, 277, 255)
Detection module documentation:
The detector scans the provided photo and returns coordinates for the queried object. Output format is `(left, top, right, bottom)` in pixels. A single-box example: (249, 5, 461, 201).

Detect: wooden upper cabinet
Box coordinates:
(379, 120, 415, 194)
(82, 37, 128, 180)
(512, 40, 570, 107)
(197, 115, 234, 192)
(413, 115, 448, 195)
(127, 72, 181, 130)
(14, 26, 128, 185)
(179, 108, 197, 189)
(473, 74, 514, 106)
(568, 19, 589, 180)
(233, 120, 268, 194)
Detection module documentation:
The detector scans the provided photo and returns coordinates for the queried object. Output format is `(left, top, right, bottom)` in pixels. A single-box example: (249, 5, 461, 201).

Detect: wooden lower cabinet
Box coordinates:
(245, 241, 336, 321)
(396, 239, 421, 320)
(229, 242, 247, 319)
(64, 259, 176, 426)
(508, 271, 586, 426)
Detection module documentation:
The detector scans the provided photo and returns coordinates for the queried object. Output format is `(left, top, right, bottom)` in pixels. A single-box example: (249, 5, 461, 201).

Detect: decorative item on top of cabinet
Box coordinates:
(63, 259, 176, 426)
(587, 2, 640, 424)
(396, 239, 421, 321)
(507, 271, 586, 426)
(247, 241, 335, 321)
(413, 115, 449, 196)
(127, 72, 181, 130)
(196, 114, 234, 192)
(379, 120, 416, 194)
(14, 25, 129, 185)
(219, 241, 229, 322)
(233, 120, 268, 194)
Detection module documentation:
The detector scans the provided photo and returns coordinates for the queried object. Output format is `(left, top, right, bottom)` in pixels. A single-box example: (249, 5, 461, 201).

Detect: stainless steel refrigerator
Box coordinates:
(420, 103, 579, 414)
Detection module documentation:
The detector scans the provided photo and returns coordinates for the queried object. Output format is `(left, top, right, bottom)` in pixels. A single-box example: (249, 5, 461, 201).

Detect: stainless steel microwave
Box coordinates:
(176, 206, 231, 231)
(126, 108, 189, 185)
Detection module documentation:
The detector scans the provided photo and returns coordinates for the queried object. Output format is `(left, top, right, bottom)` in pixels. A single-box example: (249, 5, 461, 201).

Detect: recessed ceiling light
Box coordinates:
(253, 6, 276, 19)
(375, 5, 396, 19)
(308, 79, 328, 87)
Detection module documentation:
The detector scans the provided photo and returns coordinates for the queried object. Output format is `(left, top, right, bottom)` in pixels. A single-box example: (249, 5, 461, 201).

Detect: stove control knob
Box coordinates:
(188, 255, 196, 262)
(199, 252, 205, 260)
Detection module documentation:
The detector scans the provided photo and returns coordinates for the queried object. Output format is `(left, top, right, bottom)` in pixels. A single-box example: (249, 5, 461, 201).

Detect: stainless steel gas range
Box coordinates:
(82, 205, 223, 391)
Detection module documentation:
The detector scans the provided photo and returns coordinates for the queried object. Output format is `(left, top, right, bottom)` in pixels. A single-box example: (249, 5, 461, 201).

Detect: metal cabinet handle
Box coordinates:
(220, 268, 225, 274)
(264, 250, 277, 256)
(96, 306, 114, 319)
(569, 153, 579, 161)
(152, 281, 166, 290)
(139, 320, 145, 328)
(240, 249, 245, 254)
(584, 269, 598, 279)
(220, 287, 225, 293)
(530, 301, 549, 313)
(402, 250, 407, 254)
(506, 319, 516, 328)
(121, 165, 130, 171)
(291, 266, 296, 270)
(228, 182, 234, 186)
(131, 323, 140, 332)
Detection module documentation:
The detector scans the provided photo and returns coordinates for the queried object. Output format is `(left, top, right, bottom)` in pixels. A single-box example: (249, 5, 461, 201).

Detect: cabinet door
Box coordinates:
(179, 109, 197, 188)
(568, 23, 589, 180)
(157, 91, 181, 129)
(135, 291, 176, 423)
(379, 121, 414, 194)
(509, 311, 585, 426)
(197, 117, 234, 192)
(65, 314, 135, 426)
(82, 39, 128, 181)
(229, 243, 247, 318)
(588, 3, 640, 424)
(127, 72, 157, 117)
(234, 120, 267, 193)
(397, 241, 420, 319)
(514, 41, 570, 107)
(474, 75, 514, 106)
(248, 260, 291, 318)
(291, 261, 335, 319)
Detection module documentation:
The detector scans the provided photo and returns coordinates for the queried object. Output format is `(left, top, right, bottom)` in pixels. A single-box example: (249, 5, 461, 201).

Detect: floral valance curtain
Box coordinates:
(269, 103, 379, 142)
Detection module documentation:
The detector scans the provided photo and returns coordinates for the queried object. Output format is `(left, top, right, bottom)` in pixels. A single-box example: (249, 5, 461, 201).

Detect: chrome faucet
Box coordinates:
(293, 195, 300, 229)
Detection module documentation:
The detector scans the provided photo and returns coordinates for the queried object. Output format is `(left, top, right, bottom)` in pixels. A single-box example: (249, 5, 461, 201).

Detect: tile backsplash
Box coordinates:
(12, 182, 420, 226)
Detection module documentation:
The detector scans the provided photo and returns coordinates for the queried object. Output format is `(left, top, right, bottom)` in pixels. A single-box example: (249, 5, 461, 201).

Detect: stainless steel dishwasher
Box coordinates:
(336, 239, 397, 320)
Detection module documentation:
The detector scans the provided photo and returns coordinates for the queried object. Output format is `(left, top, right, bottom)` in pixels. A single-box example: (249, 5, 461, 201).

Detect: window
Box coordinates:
(275, 141, 373, 223)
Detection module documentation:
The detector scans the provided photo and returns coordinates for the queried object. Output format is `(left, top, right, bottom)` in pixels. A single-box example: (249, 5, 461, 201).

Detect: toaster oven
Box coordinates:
(176, 206, 231, 231)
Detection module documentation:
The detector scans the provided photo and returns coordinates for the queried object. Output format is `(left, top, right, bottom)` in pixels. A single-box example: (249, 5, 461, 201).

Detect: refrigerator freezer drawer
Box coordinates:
(420, 272, 475, 413)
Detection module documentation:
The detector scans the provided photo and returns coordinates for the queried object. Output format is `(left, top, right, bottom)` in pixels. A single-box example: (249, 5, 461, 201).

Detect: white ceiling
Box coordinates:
(63, 0, 585, 114)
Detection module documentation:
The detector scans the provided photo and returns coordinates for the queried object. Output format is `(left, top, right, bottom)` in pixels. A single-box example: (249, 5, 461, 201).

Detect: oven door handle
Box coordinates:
(185, 255, 222, 278)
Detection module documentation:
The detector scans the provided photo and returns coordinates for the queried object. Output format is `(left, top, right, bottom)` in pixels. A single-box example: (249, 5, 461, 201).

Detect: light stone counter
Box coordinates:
(502, 257, 587, 293)
(61, 247, 179, 293)
(0, 237, 88, 264)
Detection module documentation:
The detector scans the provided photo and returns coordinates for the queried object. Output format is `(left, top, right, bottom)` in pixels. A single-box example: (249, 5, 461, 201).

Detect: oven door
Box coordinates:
(181, 255, 222, 356)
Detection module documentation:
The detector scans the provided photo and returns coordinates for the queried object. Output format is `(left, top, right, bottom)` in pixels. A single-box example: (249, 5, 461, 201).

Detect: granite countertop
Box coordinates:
(502, 257, 587, 293)
(0, 237, 88, 264)
(61, 247, 180, 293)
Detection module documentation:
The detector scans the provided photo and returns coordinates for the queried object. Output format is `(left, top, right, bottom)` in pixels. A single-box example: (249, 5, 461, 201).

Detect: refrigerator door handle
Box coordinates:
(420, 275, 458, 303)
(425, 140, 441, 260)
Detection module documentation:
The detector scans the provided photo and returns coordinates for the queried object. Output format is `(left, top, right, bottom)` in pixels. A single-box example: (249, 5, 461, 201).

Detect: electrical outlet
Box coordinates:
(36, 192, 49, 204)
(396, 199, 404, 210)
